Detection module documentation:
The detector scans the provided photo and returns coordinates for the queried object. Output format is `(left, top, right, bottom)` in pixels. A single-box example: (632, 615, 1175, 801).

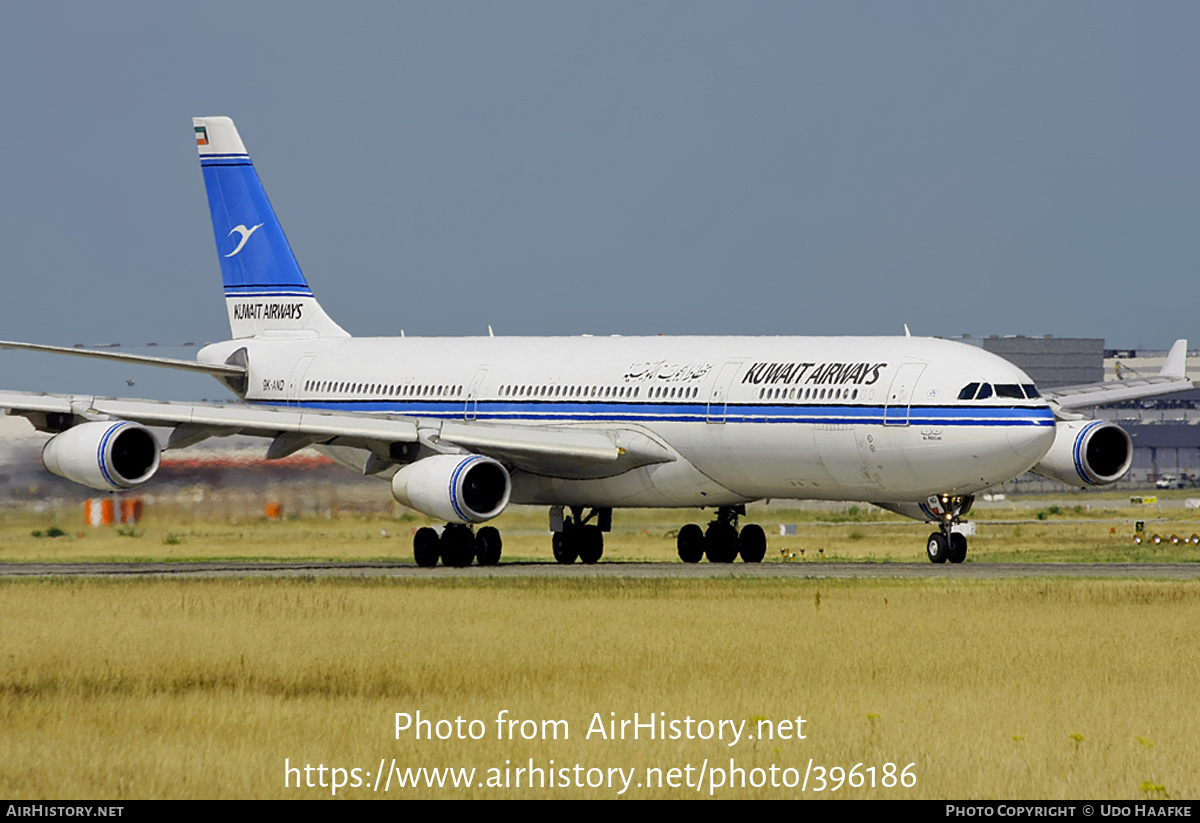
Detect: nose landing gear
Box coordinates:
(924, 494, 973, 564)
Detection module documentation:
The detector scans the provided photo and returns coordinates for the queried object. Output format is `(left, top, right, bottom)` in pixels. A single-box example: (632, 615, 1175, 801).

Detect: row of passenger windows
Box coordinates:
(758, 386, 860, 401)
(300, 380, 702, 401)
(499, 385, 701, 400)
(501, 384, 638, 399)
(957, 382, 1040, 400)
(304, 380, 464, 397)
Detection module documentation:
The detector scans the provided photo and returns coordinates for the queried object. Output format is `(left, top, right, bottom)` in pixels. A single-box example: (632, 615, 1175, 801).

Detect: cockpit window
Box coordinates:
(959, 382, 1042, 401)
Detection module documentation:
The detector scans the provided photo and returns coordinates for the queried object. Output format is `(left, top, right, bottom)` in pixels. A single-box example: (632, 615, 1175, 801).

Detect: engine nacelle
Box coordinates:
(1031, 420, 1133, 487)
(391, 454, 511, 523)
(41, 421, 162, 491)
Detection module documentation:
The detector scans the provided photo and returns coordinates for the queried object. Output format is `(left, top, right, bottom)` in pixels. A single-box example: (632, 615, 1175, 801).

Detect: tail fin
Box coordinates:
(194, 116, 349, 339)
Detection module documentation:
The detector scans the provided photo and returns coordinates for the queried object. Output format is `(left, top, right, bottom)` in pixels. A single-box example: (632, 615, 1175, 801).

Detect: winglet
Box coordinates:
(1160, 339, 1188, 379)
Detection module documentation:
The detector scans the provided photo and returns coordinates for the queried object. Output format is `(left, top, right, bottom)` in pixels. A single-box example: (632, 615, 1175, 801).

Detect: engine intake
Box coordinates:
(1031, 420, 1133, 487)
(391, 454, 511, 523)
(42, 421, 162, 491)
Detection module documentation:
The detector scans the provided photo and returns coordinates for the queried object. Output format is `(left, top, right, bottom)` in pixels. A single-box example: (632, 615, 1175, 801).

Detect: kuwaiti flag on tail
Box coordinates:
(192, 116, 348, 340)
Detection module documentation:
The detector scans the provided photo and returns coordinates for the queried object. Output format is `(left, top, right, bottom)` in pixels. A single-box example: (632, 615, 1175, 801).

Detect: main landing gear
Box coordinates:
(413, 523, 503, 568)
(677, 505, 766, 564)
(925, 494, 973, 564)
(550, 506, 609, 564)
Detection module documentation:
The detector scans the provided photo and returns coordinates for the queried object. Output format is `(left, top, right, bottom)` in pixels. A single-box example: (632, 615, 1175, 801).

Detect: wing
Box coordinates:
(0, 390, 673, 480)
(1041, 339, 1195, 415)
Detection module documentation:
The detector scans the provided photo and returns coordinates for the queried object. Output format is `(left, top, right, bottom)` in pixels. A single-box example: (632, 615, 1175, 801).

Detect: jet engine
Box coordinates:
(391, 454, 512, 523)
(1031, 420, 1133, 487)
(41, 421, 162, 491)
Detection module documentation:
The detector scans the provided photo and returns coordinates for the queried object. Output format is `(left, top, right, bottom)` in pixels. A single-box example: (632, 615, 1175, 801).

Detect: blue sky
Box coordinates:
(1, 2, 1196, 398)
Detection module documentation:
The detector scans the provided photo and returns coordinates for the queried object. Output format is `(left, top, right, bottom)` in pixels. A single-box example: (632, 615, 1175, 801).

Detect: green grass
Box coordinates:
(3, 492, 1200, 564)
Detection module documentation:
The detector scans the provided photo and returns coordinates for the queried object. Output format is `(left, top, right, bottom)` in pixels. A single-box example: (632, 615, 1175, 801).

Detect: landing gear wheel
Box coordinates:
(552, 530, 578, 564)
(737, 524, 767, 563)
(578, 525, 604, 564)
(677, 523, 704, 563)
(441, 524, 477, 567)
(948, 533, 967, 564)
(927, 532, 949, 564)
(414, 527, 441, 568)
(705, 522, 739, 563)
(475, 526, 502, 566)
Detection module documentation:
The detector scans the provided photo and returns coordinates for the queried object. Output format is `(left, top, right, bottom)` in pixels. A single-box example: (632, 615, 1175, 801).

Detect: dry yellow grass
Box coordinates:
(1, 576, 1197, 799)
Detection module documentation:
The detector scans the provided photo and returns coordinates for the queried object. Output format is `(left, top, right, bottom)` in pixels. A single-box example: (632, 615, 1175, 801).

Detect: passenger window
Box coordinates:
(958, 383, 980, 400)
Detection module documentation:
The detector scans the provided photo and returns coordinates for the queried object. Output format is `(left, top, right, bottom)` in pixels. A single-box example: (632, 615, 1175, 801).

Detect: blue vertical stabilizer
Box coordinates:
(194, 116, 348, 339)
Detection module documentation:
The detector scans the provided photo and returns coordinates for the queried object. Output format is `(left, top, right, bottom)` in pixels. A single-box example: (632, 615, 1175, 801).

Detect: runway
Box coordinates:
(2, 560, 1199, 579)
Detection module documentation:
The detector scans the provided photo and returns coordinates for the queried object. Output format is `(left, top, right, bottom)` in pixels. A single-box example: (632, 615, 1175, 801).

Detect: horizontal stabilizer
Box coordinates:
(0, 340, 245, 378)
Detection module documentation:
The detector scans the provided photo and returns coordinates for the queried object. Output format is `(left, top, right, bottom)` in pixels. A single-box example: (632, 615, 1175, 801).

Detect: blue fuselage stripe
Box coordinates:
(254, 399, 1056, 427)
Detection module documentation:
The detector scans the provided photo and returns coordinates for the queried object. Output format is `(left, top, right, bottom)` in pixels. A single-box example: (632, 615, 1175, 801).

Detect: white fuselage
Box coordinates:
(198, 334, 1057, 508)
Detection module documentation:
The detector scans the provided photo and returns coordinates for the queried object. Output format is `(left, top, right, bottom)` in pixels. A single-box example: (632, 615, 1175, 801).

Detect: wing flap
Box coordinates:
(436, 420, 620, 462)
(434, 420, 675, 479)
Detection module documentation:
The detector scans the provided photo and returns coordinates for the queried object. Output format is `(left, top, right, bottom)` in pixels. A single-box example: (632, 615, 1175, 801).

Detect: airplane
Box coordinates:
(0, 116, 1194, 566)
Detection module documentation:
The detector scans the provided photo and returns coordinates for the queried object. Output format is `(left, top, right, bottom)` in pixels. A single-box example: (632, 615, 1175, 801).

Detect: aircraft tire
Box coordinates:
(705, 522, 738, 563)
(927, 532, 949, 564)
(737, 524, 767, 563)
(441, 524, 477, 567)
(414, 527, 441, 568)
(578, 525, 604, 564)
(677, 523, 704, 563)
(475, 526, 502, 566)
(948, 533, 967, 564)
(552, 531, 578, 564)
